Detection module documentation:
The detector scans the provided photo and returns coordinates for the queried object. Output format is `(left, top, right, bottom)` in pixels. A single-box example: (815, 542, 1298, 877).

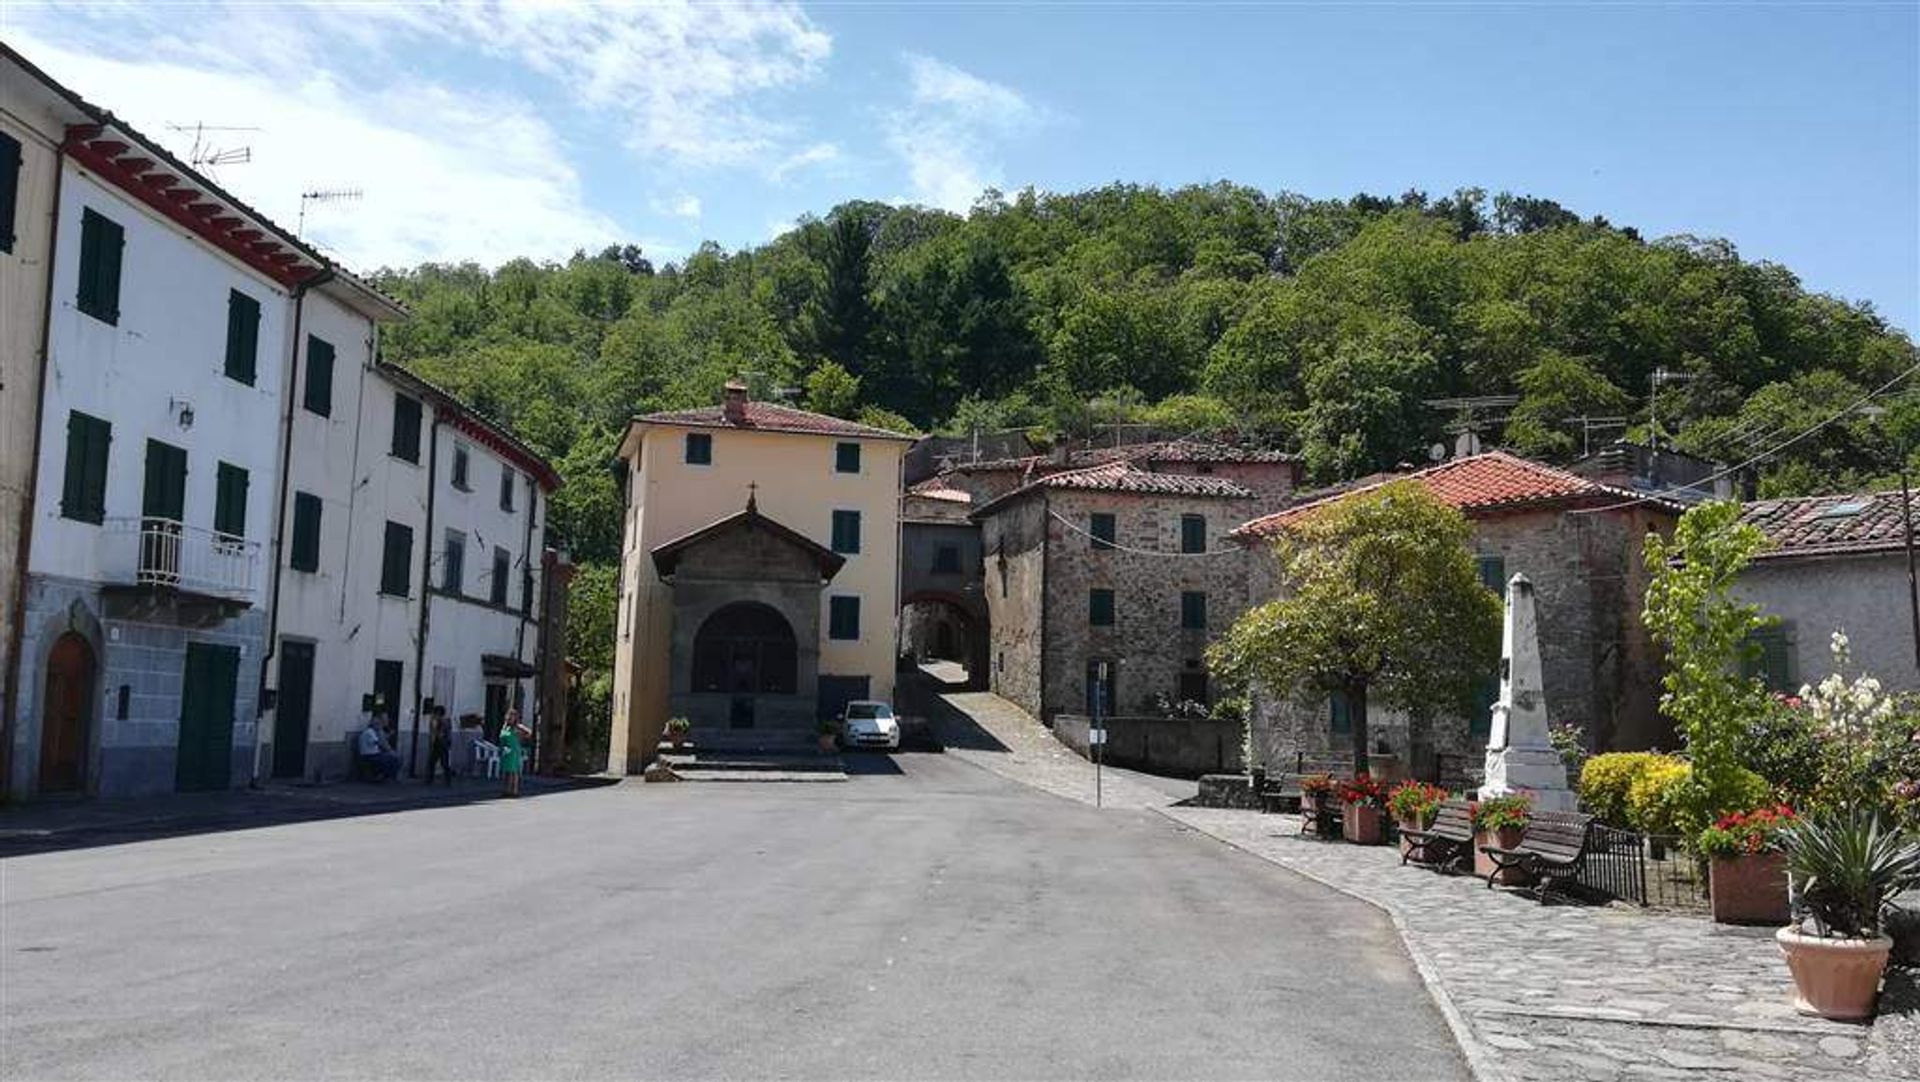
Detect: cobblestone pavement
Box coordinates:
(930, 690, 1181, 810)
(1163, 805, 1917, 1082)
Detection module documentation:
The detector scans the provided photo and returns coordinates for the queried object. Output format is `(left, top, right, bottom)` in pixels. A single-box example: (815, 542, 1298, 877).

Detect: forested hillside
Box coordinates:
(366, 183, 1919, 745)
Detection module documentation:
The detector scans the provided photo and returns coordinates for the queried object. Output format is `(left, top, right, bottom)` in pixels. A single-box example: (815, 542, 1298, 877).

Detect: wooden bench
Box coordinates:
(1260, 753, 1354, 813)
(1401, 798, 1475, 869)
(1479, 810, 1595, 900)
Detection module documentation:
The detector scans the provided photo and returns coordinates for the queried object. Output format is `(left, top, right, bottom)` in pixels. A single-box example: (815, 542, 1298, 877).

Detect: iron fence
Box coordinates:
(1575, 825, 1709, 910)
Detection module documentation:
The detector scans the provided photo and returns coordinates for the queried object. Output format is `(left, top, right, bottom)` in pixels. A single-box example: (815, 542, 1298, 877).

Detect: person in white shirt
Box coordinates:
(356, 715, 400, 781)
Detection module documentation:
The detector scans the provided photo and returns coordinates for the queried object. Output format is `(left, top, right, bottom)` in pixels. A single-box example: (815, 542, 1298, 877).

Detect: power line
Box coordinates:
(1570, 359, 1920, 516)
(1046, 508, 1242, 558)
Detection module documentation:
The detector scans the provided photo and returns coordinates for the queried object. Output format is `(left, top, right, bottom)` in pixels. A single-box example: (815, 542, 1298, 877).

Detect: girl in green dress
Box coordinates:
(500, 708, 526, 797)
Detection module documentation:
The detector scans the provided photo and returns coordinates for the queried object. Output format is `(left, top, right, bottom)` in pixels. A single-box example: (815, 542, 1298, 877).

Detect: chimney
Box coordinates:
(722, 379, 748, 424)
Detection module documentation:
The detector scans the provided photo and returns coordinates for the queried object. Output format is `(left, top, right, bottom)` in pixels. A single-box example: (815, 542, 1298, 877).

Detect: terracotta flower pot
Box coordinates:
(1474, 826, 1533, 885)
(1709, 852, 1790, 926)
(1776, 927, 1892, 1021)
(1343, 802, 1383, 845)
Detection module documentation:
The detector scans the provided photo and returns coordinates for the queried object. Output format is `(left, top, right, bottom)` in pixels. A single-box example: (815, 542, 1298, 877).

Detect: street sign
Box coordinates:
(1088, 728, 1108, 745)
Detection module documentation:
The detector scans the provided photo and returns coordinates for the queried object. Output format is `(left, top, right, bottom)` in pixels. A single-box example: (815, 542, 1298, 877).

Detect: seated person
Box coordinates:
(356, 715, 401, 781)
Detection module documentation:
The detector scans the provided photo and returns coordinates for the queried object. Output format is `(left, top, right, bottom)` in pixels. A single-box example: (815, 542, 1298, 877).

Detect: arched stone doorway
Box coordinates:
(40, 632, 96, 794)
(900, 591, 988, 690)
(692, 602, 799, 696)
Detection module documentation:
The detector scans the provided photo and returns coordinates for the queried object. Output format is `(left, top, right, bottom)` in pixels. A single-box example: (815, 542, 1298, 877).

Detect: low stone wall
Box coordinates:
(1052, 714, 1244, 778)
(1194, 774, 1261, 809)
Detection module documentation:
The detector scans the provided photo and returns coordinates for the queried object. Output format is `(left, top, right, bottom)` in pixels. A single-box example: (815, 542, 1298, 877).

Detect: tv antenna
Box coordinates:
(1424, 395, 1518, 457)
(1648, 367, 1697, 452)
(165, 122, 257, 171)
(298, 188, 363, 236)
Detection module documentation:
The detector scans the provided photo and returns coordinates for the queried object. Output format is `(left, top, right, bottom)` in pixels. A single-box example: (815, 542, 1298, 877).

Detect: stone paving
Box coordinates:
(1163, 805, 1916, 1082)
(930, 689, 1180, 810)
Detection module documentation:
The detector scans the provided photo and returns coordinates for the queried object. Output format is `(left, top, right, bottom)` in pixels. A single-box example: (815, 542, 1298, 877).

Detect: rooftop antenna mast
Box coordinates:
(297, 188, 363, 237)
(165, 122, 257, 173)
(1424, 395, 1518, 458)
(1649, 367, 1697, 452)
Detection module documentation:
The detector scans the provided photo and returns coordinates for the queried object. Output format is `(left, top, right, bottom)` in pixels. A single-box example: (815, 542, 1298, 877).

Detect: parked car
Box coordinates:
(840, 700, 900, 750)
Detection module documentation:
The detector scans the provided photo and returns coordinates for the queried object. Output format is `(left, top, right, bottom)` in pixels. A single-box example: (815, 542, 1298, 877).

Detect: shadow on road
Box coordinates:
(839, 753, 907, 776)
(897, 668, 1010, 753)
(0, 775, 619, 859)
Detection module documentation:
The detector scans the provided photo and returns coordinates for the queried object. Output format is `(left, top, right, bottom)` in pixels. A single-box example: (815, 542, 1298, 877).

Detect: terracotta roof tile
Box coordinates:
(1738, 490, 1913, 560)
(1075, 439, 1298, 465)
(1231, 451, 1670, 540)
(971, 460, 1254, 518)
(637, 401, 917, 441)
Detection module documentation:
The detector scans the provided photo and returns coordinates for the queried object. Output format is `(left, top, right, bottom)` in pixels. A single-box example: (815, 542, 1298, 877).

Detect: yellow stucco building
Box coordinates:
(608, 382, 911, 770)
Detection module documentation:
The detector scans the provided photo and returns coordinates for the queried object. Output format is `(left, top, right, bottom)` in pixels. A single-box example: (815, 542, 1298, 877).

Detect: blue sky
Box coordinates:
(9, 2, 1916, 333)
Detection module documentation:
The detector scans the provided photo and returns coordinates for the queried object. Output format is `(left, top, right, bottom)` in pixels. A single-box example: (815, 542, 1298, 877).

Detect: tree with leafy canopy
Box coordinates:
(1208, 482, 1502, 775)
(804, 361, 862, 419)
(803, 208, 878, 375)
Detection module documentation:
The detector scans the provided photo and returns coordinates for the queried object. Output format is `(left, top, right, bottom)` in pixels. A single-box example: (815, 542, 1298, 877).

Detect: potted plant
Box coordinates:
(1339, 773, 1387, 844)
(1776, 809, 1920, 1020)
(1299, 774, 1337, 835)
(1699, 804, 1796, 925)
(817, 717, 839, 753)
(1473, 793, 1535, 885)
(664, 716, 691, 752)
(1388, 781, 1448, 858)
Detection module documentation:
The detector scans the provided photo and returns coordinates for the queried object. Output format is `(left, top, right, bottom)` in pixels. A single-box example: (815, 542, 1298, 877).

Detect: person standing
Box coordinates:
(425, 707, 455, 785)
(500, 707, 527, 797)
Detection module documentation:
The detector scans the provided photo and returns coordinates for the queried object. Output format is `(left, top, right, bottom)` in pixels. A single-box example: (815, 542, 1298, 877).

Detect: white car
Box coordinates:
(840, 700, 900, 750)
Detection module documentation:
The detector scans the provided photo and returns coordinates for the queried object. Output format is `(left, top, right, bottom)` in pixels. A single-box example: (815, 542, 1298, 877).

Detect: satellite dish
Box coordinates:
(1428, 442, 1448, 462)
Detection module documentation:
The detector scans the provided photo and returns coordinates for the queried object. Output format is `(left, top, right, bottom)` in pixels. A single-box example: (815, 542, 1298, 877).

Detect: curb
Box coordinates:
(1152, 806, 1506, 1082)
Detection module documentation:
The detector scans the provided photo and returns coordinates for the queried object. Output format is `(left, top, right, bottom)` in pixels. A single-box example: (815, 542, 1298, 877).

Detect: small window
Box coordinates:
(1090, 513, 1116, 551)
(685, 432, 712, 465)
(1177, 669, 1209, 706)
(499, 465, 516, 512)
(829, 595, 861, 640)
(831, 509, 861, 554)
(290, 492, 321, 572)
(1089, 588, 1115, 627)
(303, 336, 335, 417)
(1181, 590, 1207, 630)
(1744, 624, 1795, 693)
(451, 445, 470, 491)
(213, 462, 248, 540)
(491, 546, 510, 606)
(76, 207, 124, 324)
(1330, 690, 1353, 737)
(60, 410, 111, 524)
(0, 130, 19, 254)
(932, 544, 961, 574)
(391, 394, 422, 462)
(379, 521, 413, 597)
(223, 290, 260, 385)
(1180, 514, 1206, 554)
(442, 530, 465, 594)
(835, 441, 861, 474)
(1476, 554, 1507, 597)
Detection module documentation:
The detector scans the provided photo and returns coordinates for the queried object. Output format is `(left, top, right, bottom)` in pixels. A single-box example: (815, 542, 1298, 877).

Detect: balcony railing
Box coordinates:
(103, 517, 260, 603)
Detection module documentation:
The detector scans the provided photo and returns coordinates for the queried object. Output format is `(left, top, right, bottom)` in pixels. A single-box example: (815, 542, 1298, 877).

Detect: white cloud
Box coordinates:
(771, 142, 841, 182)
(887, 54, 1045, 212)
(651, 194, 703, 220)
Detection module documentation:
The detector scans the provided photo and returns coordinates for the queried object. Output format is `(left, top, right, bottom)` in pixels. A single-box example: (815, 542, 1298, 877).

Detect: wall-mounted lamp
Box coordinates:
(169, 397, 195, 430)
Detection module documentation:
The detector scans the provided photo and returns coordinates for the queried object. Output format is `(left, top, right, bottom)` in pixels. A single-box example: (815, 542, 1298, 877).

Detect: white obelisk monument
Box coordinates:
(1478, 573, 1576, 811)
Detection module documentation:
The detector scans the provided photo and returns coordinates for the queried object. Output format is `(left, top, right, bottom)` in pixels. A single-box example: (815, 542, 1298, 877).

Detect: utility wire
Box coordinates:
(1570, 359, 1920, 516)
(1047, 508, 1245, 558)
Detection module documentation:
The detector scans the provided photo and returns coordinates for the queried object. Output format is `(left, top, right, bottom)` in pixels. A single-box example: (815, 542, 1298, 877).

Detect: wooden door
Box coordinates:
(176, 642, 239, 791)
(38, 633, 95, 793)
(272, 641, 315, 779)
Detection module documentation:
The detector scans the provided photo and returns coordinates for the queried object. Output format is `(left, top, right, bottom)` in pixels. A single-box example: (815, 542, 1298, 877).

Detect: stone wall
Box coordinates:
(981, 496, 1048, 717)
(1143, 460, 1297, 517)
(1053, 713, 1245, 777)
(1737, 551, 1919, 695)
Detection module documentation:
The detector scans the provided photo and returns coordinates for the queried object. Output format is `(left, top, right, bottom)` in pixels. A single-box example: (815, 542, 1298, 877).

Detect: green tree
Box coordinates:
(804, 361, 862, 419)
(1208, 482, 1502, 774)
(803, 207, 878, 375)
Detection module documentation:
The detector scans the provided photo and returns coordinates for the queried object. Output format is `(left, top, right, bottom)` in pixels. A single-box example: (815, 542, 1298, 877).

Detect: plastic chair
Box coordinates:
(470, 739, 501, 779)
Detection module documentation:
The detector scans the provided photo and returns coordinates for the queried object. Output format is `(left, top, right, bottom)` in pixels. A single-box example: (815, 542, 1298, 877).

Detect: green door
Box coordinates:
(272, 641, 315, 779)
(177, 642, 240, 792)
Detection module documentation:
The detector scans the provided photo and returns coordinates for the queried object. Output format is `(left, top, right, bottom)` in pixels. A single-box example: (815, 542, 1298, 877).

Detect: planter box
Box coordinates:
(1343, 802, 1383, 845)
(1474, 826, 1533, 885)
(1710, 852, 1789, 925)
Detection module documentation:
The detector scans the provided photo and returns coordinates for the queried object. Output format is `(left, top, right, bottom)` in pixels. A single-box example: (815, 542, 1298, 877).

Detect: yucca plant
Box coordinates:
(1782, 809, 1920, 939)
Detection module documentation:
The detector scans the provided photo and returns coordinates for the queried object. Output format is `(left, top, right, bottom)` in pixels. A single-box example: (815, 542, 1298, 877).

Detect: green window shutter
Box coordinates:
(498, 465, 515, 511)
(380, 521, 412, 596)
(1089, 588, 1115, 626)
(829, 596, 860, 640)
(1330, 691, 1353, 737)
(685, 432, 711, 464)
(0, 130, 20, 253)
(1181, 514, 1206, 553)
(491, 547, 510, 606)
(1744, 625, 1794, 693)
(213, 462, 248, 539)
(831, 509, 861, 554)
(391, 395, 422, 462)
(1090, 513, 1116, 550)
(61, 411, 111, 524)
(303, 336, 335, 416)
(224, 290, 260, 385)
(290, 492, 321, 572)
(1471, 674, 1498, 740)
(835, 442, 860, 474)
(1477, 555, 1508, 596)
(1181, 590, 1207, 630)
(77, 208, 124, 324)
(142, 440, 186, 520)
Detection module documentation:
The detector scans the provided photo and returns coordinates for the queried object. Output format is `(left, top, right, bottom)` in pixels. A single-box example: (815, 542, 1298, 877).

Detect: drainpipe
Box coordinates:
(1, 141, 67, 802)
(407, 410, 441, 777)
(513, 481, 536, 766)
(252, 269, 333, 787)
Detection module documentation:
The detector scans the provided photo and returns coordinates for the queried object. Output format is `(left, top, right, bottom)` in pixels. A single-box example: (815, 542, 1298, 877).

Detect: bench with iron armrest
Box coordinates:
(1401, 798, 1475, 869)
(1478, 810, 1595, 900)
(1261, 753, 1354, 814)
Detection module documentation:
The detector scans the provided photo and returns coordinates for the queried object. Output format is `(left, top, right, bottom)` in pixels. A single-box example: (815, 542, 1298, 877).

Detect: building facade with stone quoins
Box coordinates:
(1734, 489, 1920, 696)
(971, 448, 1299, 723)
(607, 383, 912, 771)
(1231, 451, 1681, 785)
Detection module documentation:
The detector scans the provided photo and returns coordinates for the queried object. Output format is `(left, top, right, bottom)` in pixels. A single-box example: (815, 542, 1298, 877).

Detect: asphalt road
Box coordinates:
(1, 754, 1468, 1081)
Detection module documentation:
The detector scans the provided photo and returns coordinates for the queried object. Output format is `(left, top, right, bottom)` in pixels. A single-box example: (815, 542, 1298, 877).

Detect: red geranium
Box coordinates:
(1338, 772, 1387, 808)
(1697, 804, 1798, 857)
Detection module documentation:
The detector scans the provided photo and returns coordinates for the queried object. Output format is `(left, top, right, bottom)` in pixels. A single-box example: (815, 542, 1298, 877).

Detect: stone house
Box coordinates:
(971, 447, 1299, 722)
(1231, 451, 1681, 783)
(1735, 490, 1919, 694)
(900, 481, 986, 682)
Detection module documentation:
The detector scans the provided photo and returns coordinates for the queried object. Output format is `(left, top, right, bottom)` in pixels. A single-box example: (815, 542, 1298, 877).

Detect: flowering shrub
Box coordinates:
(1299, 773, 1337, 797)
(1696, 804, 1798, 857)
(1387, 781, 1448, 826)
(1549, 722, 1590, 778)
(1737, 693, 1823, 805)
(1800, 630, 1920, 816)
(1474, 793, 1533, 832)
(1338, 773, 1386, 808)
(1578, 752, 1670, 826)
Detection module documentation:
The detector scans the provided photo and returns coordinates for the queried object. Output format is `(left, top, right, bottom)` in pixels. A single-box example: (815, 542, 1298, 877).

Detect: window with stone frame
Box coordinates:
(1089, 588, 1115, 627)
(1180, 514, 1206, 554)
(1089, 512, 1116, 550)
(1180, 590, 1207, 630)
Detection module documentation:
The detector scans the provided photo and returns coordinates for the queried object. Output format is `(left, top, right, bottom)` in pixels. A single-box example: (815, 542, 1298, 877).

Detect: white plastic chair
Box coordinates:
(470, 739, 501, 779)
